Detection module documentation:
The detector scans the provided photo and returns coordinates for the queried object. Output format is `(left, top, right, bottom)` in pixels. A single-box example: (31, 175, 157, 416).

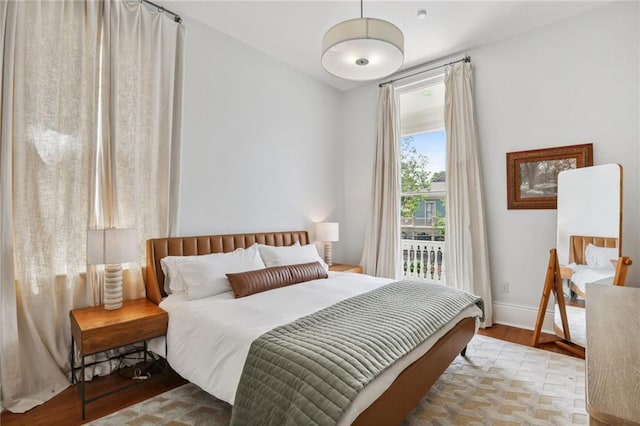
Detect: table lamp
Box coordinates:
(87, 228, 138, 310)
(315, 222, 339, 266)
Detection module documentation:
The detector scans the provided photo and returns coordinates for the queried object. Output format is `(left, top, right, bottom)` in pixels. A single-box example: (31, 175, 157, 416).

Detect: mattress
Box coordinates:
(154, 272, 482, 424)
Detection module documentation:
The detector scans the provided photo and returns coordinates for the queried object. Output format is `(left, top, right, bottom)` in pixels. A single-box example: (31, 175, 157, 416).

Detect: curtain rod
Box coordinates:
(379, 56, 470, 87)
(141, 0, 182, 23)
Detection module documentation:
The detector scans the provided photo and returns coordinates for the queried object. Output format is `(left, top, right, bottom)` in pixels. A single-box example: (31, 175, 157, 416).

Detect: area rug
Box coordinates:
(89, 335, 587, 425)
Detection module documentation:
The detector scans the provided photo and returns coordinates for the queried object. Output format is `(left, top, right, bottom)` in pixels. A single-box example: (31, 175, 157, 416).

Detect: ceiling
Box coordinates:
(163, 1, 609, 92)
(398, 80, 445, 135)
(400, 80, 445, 115)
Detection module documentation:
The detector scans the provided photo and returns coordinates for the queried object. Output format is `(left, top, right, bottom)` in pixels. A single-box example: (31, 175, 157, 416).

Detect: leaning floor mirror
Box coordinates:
(554, 163, 622, 350)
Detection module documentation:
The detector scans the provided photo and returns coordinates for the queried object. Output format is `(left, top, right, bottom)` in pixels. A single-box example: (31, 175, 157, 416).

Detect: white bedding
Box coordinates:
(155, 272, 481, 424)
(568, 263, 614, 294)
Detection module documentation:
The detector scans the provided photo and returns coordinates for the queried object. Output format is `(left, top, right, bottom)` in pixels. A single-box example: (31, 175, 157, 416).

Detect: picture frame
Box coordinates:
(506, 143, 593, 209)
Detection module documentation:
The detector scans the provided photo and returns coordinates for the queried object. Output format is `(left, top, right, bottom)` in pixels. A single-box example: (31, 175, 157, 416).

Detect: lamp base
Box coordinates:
(104, 264, 123, 310)
(323, 242, 333, 266)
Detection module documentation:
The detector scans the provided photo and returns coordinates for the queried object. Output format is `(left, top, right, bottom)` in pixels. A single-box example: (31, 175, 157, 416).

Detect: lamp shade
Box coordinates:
(322, 17, 404, 81)
(316, 222, 339, 242)
(87, 228, 138, 265)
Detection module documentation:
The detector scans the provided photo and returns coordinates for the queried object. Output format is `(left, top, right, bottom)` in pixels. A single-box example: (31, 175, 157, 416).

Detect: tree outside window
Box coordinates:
(401, 137, 431, 218)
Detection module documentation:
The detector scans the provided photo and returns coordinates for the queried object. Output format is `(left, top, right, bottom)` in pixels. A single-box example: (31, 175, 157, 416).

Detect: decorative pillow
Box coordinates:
(226, 261, 328, 298)
(174, 244, 266, 300)
(257, 242, 329, 272)
(585, 244, 618, 271)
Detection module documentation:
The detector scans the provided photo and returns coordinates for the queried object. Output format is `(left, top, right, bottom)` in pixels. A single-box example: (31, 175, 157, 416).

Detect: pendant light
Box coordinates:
(321, 0, 404, 81)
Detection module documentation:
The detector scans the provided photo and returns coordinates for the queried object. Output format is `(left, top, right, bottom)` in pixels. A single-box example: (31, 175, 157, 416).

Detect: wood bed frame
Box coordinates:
(145, 230, 476, 425)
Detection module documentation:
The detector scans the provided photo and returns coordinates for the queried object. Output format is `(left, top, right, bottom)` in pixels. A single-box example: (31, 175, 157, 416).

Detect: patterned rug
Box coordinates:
(89, 335, 587, 425)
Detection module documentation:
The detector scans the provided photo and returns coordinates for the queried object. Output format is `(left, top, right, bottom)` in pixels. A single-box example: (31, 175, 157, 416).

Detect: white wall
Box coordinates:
(177, 17, 345, 257)
(342, 84, 379, 265)
(342, 2, 639, 329)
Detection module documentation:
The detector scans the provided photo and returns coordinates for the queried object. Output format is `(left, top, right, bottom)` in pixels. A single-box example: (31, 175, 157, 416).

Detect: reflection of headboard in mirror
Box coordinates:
(569, 235, 618, 265)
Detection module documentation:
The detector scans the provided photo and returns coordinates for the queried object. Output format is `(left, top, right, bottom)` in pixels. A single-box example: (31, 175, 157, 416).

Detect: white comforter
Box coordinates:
(156, 272, 481, 423)
(568, 263, 614, 294)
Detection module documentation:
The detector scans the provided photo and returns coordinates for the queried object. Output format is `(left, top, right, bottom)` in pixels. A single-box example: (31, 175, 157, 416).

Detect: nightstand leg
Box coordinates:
(81, 355, 86, 420)
(165, 336, 170, 385)
(70, 334, 75, 384)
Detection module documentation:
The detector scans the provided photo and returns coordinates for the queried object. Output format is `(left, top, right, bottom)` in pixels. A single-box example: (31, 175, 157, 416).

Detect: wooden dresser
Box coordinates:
(586, 284, 640, 425)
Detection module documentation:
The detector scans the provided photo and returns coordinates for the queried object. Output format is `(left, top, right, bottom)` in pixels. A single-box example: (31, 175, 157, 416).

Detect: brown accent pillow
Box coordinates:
(226, 261, 328, 298)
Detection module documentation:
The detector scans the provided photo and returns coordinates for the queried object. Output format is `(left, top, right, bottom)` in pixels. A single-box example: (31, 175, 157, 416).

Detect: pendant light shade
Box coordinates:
(322, 17, 404, 81)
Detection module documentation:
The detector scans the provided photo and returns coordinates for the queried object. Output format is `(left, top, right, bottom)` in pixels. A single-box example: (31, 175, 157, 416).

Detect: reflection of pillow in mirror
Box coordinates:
(585, 244, 617, 271)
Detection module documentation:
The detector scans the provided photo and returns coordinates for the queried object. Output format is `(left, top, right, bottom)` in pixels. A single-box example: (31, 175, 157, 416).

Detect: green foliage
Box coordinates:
(401, 139, 431, 192)
(401, 139, 431, 217)
(434, 213, 446, 236)
(431, 170, 445, 182)
(434, 199, 446, 236)
(401, 195, 422, 217)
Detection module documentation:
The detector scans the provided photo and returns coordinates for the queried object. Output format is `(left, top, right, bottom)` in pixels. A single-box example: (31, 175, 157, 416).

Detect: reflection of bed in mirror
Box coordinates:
(566, 235, 618, 298)
(556, 235, 619, 348)
(554, 164, 623, 351)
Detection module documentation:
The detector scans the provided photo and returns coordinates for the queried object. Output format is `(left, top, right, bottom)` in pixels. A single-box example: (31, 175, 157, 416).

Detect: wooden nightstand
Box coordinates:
(329, 263, 363, 274)
(70, 298, 168, 419)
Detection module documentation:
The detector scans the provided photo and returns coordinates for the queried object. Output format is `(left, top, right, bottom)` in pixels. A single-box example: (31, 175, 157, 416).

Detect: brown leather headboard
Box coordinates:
(145, 230, 310, 304)
(569, 235, 618, 265)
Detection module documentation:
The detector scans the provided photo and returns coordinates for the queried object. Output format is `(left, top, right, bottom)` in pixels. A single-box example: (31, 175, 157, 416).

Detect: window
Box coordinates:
(399, 80, 446, 242)
(398, 79, 446, 283)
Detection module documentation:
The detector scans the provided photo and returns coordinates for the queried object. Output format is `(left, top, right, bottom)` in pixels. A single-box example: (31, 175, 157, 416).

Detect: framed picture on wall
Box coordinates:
(506, 143, 593, 209)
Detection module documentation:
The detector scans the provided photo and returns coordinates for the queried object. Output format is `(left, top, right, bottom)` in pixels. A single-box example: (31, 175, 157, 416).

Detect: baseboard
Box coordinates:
(492, 302, 555, 334)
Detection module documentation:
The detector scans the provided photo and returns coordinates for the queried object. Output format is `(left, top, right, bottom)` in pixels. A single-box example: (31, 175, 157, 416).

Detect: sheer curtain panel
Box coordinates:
(444, 62, 493, 327)
(92, 0, 185, 300)
(0, 1, 102, 412)
(360, 84, 402, 279)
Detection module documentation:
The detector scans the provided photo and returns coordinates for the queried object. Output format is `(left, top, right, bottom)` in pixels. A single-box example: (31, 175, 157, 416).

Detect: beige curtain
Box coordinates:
(360, 84, 402, 279)
(103, 0, 184, 240)
(0, 0, 184, 412)
(0, 1, 103, 412)
(444, 62, 493, 327)
(90, 0, 185, 300)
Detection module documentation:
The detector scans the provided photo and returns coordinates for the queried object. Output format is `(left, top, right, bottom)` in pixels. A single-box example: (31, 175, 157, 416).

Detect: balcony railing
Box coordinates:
(401, 217, 435, 227)
(401, 239, 446, 284)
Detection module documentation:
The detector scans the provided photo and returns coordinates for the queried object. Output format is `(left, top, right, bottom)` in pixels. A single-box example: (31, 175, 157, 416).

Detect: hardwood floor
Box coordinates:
(1, 362, 186, 426)
(478, 323, 582, 358)
(1, 324, 580, 425)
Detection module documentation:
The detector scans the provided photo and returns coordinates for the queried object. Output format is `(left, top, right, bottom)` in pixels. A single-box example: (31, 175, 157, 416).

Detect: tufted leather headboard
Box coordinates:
(569, 235, 618, 265)
(145, 230, 310, 304)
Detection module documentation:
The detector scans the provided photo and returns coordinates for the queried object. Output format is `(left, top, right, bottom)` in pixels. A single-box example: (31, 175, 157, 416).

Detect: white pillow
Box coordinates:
(176, 244, 266, 300)
(585, 243, 618, 271)
(258, 242, 329, 272)
(160, 255, 191, 294)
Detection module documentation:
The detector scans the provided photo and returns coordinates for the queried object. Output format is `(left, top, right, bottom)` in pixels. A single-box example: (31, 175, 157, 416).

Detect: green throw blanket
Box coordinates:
(230, 280, 484, 426)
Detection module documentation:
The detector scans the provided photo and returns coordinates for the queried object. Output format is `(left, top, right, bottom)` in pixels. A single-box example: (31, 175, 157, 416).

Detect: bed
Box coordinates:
(566, 235, 628, 298)
(145, 230, 482, 425)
